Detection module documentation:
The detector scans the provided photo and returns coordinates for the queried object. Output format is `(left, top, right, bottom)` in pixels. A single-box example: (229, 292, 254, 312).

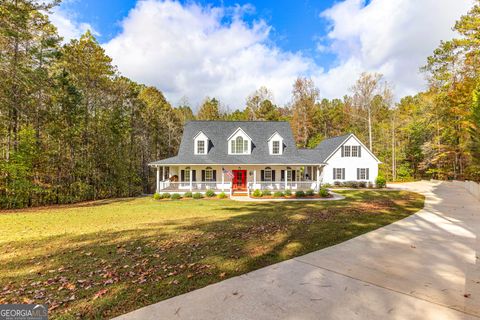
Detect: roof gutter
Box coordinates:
(148, 162, 327, 167)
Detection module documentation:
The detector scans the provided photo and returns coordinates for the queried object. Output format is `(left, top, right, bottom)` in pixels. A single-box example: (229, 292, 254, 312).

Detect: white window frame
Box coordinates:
(197, 140, 205, 154)
(184, 167, 191, 182)
(272, 141, 280, 154)
(231, 136, 249, 154)
(351, 146, 359, 157)
(205, 167, 213, 181)
(344, 146, 351, 157)
(228, 128, 252, 155)
(359, 168, 367, 180)
(268, 132, 283, 155)
(286, 167, 292, 181)
(264, 167, 272, 182)
(334, 168, 344, 180)
(194, 131, 209, 155)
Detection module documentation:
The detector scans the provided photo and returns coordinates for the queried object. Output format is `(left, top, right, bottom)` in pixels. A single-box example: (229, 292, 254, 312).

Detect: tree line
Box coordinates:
(1, 0, 479, 208)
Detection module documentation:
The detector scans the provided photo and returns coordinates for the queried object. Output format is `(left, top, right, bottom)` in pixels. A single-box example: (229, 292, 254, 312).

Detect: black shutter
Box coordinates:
(181, 170, 185, 182)
(358, 146, 361, 157)
(342, 168, 345, 180)
(272, 170, 276, 181)
(357, 168, 360, 180)
(192, 170, 197, 181)
(341, 146, 344, 157)
(201, 170, 205, 181)
(292, 170, 296, 181)
(281, 170, 285, 181)
(261, 170, 265, 181)
(366, 168, 369, 180)
(333, 168, 336, 179)
(213, 170, 217, 181)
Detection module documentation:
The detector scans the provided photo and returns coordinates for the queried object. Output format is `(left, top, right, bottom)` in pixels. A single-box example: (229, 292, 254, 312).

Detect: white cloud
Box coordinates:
(103, 0, 313, 109)
(50, 0, 474, 108)
(49, 7, 99, 42)
(315, 0, 474, 99)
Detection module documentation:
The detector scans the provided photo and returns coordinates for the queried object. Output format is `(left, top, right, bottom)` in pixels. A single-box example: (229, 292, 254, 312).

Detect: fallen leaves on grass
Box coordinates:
(93, 289, 108, 300)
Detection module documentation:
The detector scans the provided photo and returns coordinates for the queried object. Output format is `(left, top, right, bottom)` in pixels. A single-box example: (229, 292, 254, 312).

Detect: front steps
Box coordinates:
(232, 191, 249, 197)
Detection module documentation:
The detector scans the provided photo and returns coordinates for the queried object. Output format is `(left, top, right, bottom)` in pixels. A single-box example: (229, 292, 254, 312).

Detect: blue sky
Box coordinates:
(58, 0, 337, 67)
(51, 0, 473, 109)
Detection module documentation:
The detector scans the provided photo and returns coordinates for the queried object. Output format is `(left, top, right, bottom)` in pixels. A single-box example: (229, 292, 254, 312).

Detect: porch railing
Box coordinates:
(247, 181, 318, 191)
(158, 180, 229, 192)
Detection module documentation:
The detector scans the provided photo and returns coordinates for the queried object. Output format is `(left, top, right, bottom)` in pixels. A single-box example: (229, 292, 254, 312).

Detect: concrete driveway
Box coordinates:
(116, 181, 480, 320)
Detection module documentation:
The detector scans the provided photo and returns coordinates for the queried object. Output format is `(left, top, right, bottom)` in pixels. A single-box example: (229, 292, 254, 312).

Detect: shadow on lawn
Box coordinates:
(0, 191, 425, 319)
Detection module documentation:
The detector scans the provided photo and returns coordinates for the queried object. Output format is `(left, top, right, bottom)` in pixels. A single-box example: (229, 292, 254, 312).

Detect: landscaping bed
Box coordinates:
(250, 188, 332, 199)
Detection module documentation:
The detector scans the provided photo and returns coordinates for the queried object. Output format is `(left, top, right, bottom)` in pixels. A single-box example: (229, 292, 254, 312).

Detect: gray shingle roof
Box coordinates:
(149, 121, 352, 166)
(299, 134, 352, 163)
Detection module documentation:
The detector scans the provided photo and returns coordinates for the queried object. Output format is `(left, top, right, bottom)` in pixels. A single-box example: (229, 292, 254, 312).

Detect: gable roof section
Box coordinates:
(149, 121, 322, 165)
(226, 127, 252, 141)
(193, 130, 208, 140)
(267, 131, 283, 141)
(299, 133, 381, 163)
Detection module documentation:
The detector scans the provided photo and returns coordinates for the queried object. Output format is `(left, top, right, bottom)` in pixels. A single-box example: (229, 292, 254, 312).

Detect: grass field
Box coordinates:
(0, 190, 424, 319)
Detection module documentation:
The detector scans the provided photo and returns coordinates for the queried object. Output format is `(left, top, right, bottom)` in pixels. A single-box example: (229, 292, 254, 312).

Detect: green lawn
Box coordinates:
(0, 190, 424, 319)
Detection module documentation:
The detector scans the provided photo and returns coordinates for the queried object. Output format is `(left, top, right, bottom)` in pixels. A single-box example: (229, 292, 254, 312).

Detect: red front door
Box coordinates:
(232, 170, 247, 190)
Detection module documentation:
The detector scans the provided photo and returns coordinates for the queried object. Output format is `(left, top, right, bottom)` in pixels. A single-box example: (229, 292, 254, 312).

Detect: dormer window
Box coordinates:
(197, 140, 205, 154)
(272, 141, 280, 154)
(268, 132, 283, 155)
(231, 136, 248, 154)
(194, 131, 209, 155)
(228, 128, 252, 155)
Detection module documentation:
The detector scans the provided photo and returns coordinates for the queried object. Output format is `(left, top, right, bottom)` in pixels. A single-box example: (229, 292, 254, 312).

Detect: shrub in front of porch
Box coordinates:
(153, 193, 161, 200)
(295, 190, 305, 198)
(217, 192, 227, 199)
(205, 190, 216, 197)
(193, 192, 203, 199)
(161, 193, 171, 199)
(305, 189, 314, 196)
(261, 190, 272, 196)
(171, 193, 182, 200)
(319, 188, 330, 198)
(252, 189, 262, 197)
(184, 192, 193, 198)
(273, 191, 284, 197)
(284, 189, 292, 196)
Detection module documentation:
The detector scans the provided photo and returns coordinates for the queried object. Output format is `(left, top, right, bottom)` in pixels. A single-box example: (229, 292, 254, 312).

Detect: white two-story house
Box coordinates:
(149, 121, 381, 195)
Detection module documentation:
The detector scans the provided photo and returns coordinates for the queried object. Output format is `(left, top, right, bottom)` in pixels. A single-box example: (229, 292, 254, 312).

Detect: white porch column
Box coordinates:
(284, 168, 288, 190)
(189, 168, 193, 192)
(222, 170, 225, 191)
(156, 166, 160, 193)
(316, 166, 321, 191)
(253, 170, 256, 185)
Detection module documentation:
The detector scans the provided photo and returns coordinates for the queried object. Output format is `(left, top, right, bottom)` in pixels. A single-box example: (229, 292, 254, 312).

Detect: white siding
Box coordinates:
(321, 136, 379, 184)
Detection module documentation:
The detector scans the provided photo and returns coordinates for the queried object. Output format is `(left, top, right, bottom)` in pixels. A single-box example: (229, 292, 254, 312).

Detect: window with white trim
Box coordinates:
(264, 167, 272, 181)
(232, 136, 249, 154)
(351, 146, 359, 157)
(344, 146, 351, 157)
(357, 168, 369, 180)
(184, 167, 191, 181)
(197, 140, 205, 154)
(272, 141, 280, 154)
(205, 167, 213, 181)
(334, 168, 344, 180)
(286, 167, 292, 181)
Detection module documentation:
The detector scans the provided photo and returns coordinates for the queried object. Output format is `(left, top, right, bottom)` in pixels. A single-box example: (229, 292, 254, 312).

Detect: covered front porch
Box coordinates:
(153, 164, 325, 195)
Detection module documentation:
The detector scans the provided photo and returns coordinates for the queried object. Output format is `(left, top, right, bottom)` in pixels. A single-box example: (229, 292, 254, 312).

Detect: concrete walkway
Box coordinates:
(116, 181, 480, 320)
